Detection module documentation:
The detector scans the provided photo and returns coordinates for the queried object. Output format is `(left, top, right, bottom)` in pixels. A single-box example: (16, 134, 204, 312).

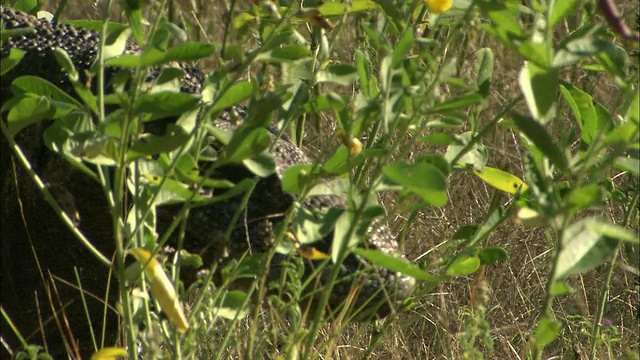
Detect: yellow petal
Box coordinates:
(349, 138, 363, 156)
(296, 245, 331, 260)
(90, 347, 127, 360)
(130, 248, 189, 333)
(426, 0, 452, 14)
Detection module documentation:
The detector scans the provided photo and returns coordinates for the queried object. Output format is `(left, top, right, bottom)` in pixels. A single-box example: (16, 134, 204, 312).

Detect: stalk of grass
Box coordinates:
(590, 187, 639, 359)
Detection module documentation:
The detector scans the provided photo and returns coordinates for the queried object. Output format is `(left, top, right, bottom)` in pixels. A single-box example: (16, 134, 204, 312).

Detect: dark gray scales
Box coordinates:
(0, 7, 415, 357)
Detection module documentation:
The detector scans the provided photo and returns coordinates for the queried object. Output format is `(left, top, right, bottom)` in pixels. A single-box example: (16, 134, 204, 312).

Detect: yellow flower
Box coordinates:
(426, 0, 452, 14)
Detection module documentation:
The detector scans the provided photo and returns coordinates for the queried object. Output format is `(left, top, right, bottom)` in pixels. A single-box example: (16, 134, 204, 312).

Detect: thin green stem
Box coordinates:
(589, 187, 639, 359)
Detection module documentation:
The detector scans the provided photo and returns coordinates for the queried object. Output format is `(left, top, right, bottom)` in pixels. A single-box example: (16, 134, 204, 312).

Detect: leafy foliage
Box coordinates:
(1, 0, 638, 359)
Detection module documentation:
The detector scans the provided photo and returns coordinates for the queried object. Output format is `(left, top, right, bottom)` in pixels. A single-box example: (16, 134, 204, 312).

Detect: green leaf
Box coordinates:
(567, 184, 603, 212)
(550, 281, 573, 296)
(134, 92, 201, 121)
(353, 248, 443, 282)
(149, 41, 216, 66)
(475, 48, 494, 97)
(419, 133, 456, 146)
(318, 0, 377, 15)
(281, 164, 315, 194)
(548, 0, 581, 28)
(127, 126, 191, 161)
(332, 211, 366, 262)
(1, 48, 24, 75)
(477, 247, 508, 265)
(10, 75, 82, 108)
(473, 166, 528, 194)
(315, 64, 358, 86)
(534, 316, 562, 347)
(212, 81, 254, 113)
(222, 128, 272, 163)
(519, 62, 558, 123)
(511, 113, 568, 172)
(6, 96, 55, 136)
(12, 0, 41, 13)
(444, 131, 488, 170)
(595, 43, 628, 80)
(391, 28, 413, 68)
(382, 162, 447, 207)
(54, 48, 98, 114)
(554, 37, 614, 68)
(242, 152, 276, 178)
(213, 290, 249, 320)
(426, 92, 484, 114)
(447, 254, 481, 276)
(257, 44, 312, 63)
(559, 81, 612, 144)
(613, 156, 639, 176)
(554, 217, 623, 280)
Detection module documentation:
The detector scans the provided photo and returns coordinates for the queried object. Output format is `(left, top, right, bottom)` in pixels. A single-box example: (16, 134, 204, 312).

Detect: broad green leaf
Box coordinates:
(355, 50, 371, 98)
(382, 162, 447, 207)
(11, 75, 82, 107)
(548, 0, 581, 28)
(212, 81, 254, 112)
(222, 128, 272, 163)
(559, 82, 611, 144)
(567, 184, 603, 212)
(213, 290, 250, 320)
(282, 164, 315, 194)
(353, 248, 443, 282)
(473, 166, 528, 194)
(511, 113, 568, 172)
(613, 156, 639, 176)
(54, 48, 98, 114)
(243, 152, 276, 178)
(554, 217, 623, 280)
(588, 218, 638, 244)
(444, 131, 488, 170)
(293, 207, 342, 246)
(534, 316, 562, 347)
(391, 28, 413, 68)
(257, 44, 312, 63)
(127, 126, 191, 161)
(149, 41, 216, 66)
(477, 247, 508, 265)
(554, 37, 613, 68)
(1, 48, 24, 75)
(519, 62, 558, 123)
(595, 43, 628, 80)
(315, 64, 358, 86)
(6, 96, 54, 136)
(550, 281, 573, 296)
(221, 254, 266, 280)
(332, 211, 366, 262)
(475, 48, 494, 97)
(134, 92, 200, 120)
(318, 0, 377, 15)
(419, 133, 456, 145)
(375, 0, 405, 28)
(622, 89, 638, 125)
(427, 92, 484, 114)
(447, 254, 481, 276)
(233, 12, 256, 32)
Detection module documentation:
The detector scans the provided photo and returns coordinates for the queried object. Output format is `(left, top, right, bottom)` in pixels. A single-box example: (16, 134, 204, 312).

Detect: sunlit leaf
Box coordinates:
(129, 248, 189, 333)
(473, 166, 528, 194)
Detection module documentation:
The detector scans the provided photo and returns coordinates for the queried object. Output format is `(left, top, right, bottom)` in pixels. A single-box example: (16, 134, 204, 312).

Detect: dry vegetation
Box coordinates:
(3, 0, 639, 358)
